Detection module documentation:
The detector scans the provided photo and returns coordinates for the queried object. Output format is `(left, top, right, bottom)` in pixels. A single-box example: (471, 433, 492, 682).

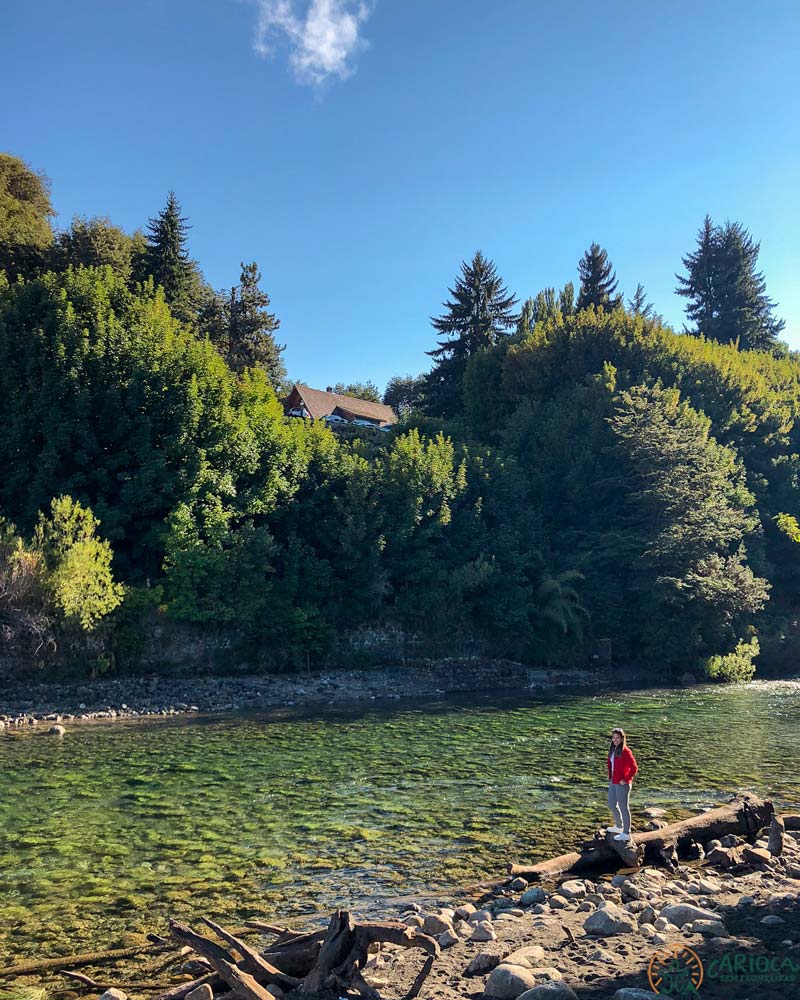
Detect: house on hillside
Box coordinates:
(283, 384, 397, 427)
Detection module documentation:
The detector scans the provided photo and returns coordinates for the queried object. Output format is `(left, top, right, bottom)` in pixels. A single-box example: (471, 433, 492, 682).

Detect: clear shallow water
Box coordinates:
(1, 679, 799, 962)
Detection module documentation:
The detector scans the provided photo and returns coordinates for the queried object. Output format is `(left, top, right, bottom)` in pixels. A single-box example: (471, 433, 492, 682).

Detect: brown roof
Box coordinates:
(290, 384, 397, 425)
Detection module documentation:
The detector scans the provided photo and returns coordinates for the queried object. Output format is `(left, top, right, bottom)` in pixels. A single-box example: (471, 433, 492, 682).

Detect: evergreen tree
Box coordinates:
(628, 282, 654, 318)
(227, 262, 286, 388)
(676, 216, 785, 351)
(576, 242, 622, 312)
(424, 251, 518, 418)
(144, 192, 196, 322)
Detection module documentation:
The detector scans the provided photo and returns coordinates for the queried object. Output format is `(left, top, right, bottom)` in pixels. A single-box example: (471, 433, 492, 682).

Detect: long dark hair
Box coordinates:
(610, 726, 627, 757)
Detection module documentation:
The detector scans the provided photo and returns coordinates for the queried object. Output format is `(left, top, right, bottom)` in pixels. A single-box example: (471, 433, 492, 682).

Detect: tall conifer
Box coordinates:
(676, 216, 784, 351)
(144, 192, 195, 321)
(424, 251, 518, 418)
(576, 243, 622, 311)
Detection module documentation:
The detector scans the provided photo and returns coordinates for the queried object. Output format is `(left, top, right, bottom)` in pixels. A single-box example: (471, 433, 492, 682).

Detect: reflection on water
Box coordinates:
(1, 679, 798, 961)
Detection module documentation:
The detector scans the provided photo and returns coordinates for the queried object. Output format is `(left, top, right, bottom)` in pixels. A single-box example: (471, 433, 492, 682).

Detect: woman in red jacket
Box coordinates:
(607, 726, 638, 841)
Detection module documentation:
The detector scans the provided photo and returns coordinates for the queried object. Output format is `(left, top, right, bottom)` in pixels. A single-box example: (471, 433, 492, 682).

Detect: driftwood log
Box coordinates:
(508, 794, 774, 879)
(166, 910, 439, 1000)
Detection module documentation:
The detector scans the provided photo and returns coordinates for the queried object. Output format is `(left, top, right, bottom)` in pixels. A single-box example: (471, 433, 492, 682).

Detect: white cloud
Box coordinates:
(253, 0, 372, 86)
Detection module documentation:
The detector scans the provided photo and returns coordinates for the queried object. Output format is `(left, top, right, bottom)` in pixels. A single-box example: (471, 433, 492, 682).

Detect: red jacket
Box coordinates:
(608, 746, 638, 784)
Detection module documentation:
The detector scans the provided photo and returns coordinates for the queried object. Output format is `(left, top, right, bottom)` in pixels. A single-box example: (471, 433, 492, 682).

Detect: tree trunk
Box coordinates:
(508, 794, 773, 879)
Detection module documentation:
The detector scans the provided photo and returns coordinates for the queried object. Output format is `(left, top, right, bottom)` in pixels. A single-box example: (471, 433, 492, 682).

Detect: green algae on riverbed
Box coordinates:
(1, 680, 799, 964)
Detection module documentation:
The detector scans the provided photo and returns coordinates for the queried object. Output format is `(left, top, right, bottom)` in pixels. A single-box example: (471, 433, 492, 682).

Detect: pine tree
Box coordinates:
(226, 262, 286, 389)
(676, 216, 785, 351)
(628, 282, 654, 318)
(425, 251, 518, 418)
(576, 243, 622, 312)
(144, 192, 196, 321)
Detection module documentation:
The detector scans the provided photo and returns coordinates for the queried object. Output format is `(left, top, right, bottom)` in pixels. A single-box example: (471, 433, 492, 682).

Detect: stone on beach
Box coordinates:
(658, 902, 721, 927)
(687, 919, 729, 936)
(464, 950, 501, 976)
(423, 912, 454, 935)
(483, 963, 538, 997)
(582, 901, 637, 935)
(470, 920, 498, 941)
(557, 879, 586, 900)
(501, 944, 546, 968)
(520, 886, 546, 906)
(517, 984, 578, 1000)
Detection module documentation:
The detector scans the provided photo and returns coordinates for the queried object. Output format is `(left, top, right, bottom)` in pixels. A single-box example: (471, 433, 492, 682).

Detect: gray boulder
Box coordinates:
(464, 951, 501, 976)
(470, 921, 497, 942)
(517, 984, 578, 1000)
(502, 945, 546, 968)
(583, 901, 636, 936)
(520, 886, 546, 906)
(687, 919, 729, 937)
(423, 913, 453, 935)
(659, 903, 720, 927)
(483, 963, 537, 997)
(558, 879, 586, 900)
(439, 927, 460, 947)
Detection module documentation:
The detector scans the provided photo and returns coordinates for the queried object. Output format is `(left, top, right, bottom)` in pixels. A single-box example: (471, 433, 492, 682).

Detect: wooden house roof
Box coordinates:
(288, 384, 397, 425)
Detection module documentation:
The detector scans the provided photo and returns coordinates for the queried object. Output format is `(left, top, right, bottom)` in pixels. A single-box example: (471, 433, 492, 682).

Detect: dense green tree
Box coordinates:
(383, 373, 426, 416)
(33, 495, 124, 631)
(424, 251, 518, 418)
(143, 192, 199, 322)
(0, 496, 123, 669)
(228, 262, 286, 387)
(0, 266, 262, 577)
(54, 216, 141, 281)
(576, 243, 622, 312)
(676, 216, 784, 351)
(333, 380, 381, 403)
(202, 262, 286, 390)
(608, 384, 768, 664)
(0, 154, 55, 278)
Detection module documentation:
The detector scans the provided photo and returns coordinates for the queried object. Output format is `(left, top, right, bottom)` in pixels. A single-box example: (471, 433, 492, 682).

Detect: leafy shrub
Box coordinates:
(701, 636, 760, 683)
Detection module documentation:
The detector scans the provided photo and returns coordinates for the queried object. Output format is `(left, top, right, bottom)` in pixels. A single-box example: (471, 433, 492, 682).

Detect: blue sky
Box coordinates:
(3, 0, 799, 390)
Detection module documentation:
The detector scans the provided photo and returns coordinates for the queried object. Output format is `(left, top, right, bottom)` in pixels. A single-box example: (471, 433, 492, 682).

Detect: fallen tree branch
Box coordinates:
(59, 971, 171, 991)
(0, 943, 172, 980)
(508, 794, 774, 879)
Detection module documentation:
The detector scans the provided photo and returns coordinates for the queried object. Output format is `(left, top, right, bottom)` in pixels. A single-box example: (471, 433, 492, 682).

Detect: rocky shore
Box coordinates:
(44, 817, 800, 1000)
(0, 661, 599, 729)
(342, 824, 800, 999)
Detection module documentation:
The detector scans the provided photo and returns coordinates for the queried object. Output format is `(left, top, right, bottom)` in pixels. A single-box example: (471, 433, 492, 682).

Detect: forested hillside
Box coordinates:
(1, 153, 796, 682)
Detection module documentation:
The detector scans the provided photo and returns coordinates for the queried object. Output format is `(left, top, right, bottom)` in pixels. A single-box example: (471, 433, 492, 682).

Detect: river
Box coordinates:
(1, 678, 799, 963)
